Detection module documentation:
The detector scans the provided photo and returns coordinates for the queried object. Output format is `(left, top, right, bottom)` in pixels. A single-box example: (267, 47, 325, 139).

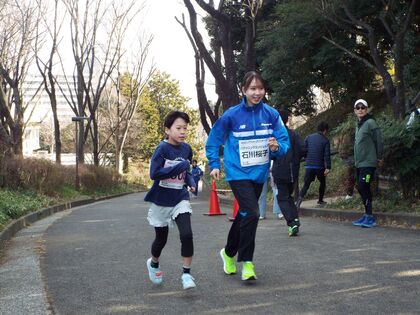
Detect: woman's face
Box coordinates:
(242, 78, 265, 106)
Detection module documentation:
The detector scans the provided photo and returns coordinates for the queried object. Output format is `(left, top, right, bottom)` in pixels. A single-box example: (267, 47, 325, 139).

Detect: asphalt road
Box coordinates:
(1, 192, 420, 315)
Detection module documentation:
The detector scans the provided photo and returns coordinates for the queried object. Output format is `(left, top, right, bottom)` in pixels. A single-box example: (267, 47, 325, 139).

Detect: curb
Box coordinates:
(299, 207, 420, 229)
(0, 191, 139, 252)
(218, 195, 420, 229)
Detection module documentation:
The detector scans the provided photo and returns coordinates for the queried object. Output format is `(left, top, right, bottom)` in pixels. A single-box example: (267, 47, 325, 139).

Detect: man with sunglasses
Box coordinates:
(352, 99, 384, 228)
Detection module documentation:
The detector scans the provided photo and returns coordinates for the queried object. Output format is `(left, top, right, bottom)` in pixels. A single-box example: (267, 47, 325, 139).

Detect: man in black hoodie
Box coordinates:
(296, 122, 331, 209)
(272, 111, 305, 236)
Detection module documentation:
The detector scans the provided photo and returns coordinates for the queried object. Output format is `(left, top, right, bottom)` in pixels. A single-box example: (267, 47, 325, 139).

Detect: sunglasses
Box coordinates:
(355, 106, 367, 110)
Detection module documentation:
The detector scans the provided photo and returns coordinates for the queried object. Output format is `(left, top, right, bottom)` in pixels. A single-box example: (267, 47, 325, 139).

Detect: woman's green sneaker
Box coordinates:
(241, 261, 257, 281)
(220, 248, 236, 274)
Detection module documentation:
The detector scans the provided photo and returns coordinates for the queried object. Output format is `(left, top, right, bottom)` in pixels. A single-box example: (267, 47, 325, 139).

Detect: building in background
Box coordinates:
(22, 74, 74, 156)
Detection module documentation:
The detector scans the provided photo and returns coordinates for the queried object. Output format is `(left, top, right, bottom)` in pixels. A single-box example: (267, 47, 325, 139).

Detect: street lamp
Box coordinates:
(72, 116, 90, 190)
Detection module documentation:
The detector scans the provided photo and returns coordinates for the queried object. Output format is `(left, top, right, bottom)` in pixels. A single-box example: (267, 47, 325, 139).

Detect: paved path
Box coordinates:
(1, 192, 420, 315)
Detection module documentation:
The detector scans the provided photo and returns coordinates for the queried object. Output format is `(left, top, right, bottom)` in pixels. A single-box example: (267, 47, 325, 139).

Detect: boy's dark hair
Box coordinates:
(317, 121, 329, 132)
(164, 111, 190, 129)
(192, 159, 197, 164)
(241, 70, 266, 91)
(279, 110, 289, 125)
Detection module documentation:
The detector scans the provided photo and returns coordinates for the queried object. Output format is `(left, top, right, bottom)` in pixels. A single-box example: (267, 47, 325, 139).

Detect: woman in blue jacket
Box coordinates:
(205, 71, 290, 281)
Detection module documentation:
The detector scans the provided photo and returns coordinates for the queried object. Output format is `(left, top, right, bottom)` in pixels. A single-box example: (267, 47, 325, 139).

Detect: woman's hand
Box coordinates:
(210, 168, 220, 180)
(268, 137, 279, 152)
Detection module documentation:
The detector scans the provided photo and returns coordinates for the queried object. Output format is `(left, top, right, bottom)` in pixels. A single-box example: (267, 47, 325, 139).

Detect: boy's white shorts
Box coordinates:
(147, 200, 192, 228)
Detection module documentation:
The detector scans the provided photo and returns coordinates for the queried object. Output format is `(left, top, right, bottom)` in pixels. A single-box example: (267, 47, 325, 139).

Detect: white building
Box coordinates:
(22, 75, 75, 156)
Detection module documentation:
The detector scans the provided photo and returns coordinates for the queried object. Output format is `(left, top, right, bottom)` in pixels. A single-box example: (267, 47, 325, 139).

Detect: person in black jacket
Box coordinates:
(296, 122, 331, 209)
(272, 110, 305, 236)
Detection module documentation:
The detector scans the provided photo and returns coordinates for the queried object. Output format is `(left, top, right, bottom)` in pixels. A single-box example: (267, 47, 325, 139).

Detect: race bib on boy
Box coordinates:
(239, 138, 269, 167)
(159, 159, 186, 189)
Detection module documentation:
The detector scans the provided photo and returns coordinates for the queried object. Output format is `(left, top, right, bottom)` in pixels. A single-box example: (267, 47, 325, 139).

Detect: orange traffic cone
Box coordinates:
(229, 197, 239, 221)
(204, 180, 226, 216)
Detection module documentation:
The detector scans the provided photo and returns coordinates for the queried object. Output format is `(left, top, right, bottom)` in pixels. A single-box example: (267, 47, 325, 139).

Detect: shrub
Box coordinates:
(330, 112, 420, 201)
(377, 114, 420, 200)
(1, 157, 69, 195)
(80, 165, 125, 193)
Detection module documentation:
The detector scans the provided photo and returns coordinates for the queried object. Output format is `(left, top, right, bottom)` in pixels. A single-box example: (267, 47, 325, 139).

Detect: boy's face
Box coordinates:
(165, 117, 188, 145)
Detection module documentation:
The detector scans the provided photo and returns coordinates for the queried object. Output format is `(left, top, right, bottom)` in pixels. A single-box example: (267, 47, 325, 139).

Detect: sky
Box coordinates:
(142, 0, 216, 106)
(31, 0, 215, 107)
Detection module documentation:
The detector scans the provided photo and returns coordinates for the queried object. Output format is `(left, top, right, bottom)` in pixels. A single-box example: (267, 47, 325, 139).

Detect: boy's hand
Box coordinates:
(324, 169, 330, 176)
(268, 137, 279, 152)
(210, 169, 220, 180)
(189, 186, 196, 193)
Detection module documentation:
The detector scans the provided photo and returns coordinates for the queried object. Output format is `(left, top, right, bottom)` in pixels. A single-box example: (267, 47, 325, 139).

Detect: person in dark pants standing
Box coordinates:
(351, 99, 383, 228)
(296, 122, 331, 209)
(272, 110, 305, 236)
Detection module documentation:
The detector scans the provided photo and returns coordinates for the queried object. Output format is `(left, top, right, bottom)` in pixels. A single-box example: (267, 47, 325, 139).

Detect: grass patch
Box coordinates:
(0, 182, 142, 232)
(0, 189, 56, 230)
(0, 157, 147, 232)
(329, 191, 419, 214)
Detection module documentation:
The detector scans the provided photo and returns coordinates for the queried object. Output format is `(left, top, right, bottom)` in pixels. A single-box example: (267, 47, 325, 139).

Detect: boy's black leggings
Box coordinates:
(276, 182, 299, 227)
(299, 168, 326, 202)
(151, 213, 193, 258)
(356, 167, 376, 215)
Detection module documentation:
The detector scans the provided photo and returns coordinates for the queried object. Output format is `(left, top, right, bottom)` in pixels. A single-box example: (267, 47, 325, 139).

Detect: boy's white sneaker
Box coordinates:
(181, 273, 196, 290)
(146, 258, 162, 285)
(277, 213, 284, 220)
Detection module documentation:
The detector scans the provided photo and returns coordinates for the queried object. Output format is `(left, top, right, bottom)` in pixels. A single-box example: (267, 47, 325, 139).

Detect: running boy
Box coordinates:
(144, 111, 197, 290)
(191, 159, 204, 197)
(206, 71, 290, 281)
(272, 110, 305, 236)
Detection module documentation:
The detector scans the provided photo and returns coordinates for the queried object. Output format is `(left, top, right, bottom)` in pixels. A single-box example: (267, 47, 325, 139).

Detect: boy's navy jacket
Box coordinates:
(144, 141, 195, 207)
(304, 132, 331, 169)
(205, 98, 290, 183)
(272, 127, 305, 184)
(192, 166, 203, 180)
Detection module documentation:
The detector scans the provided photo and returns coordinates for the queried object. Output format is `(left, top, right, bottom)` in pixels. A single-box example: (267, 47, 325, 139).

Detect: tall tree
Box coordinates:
(179, 0, 270, 134)
(136, 71, 201, 161)
(0, 0, 41, 156)
(319, 0, 418, 118)
(34, 0, 64, 164)
(257, 0, 377, 115)
(100, 34, 154, 174)
(60, 0, 141, 165)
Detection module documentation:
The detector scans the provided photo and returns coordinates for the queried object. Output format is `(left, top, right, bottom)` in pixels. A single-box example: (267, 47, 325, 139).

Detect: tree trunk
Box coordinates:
(78, 120, 84, 164)
(122, 153, 129, 173)
(394, 36, 406, 118)
(244, 7, 256, 72)
(182, 0, 240, 117)
(92, 118, 100, 166)
(115, 142, 123, 174)
(49, 97, 62, 164)
(11, 124, 23, 156)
